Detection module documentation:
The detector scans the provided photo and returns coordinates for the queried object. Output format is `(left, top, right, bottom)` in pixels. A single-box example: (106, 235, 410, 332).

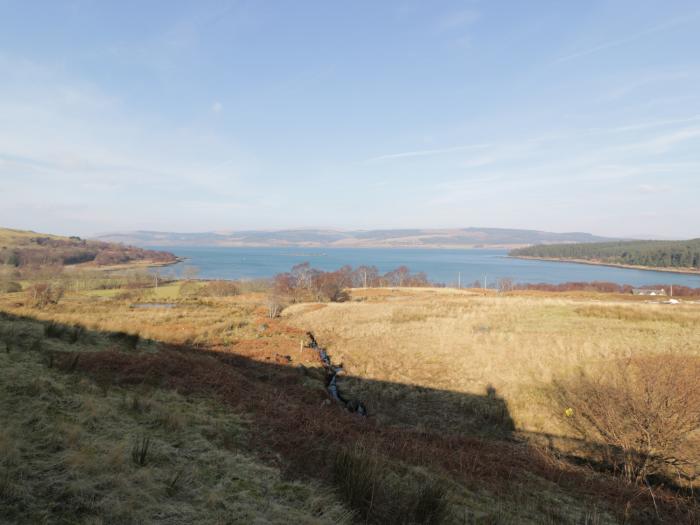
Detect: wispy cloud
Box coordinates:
(595, 114, 700, 134)
(462, 156, 495, 169)
(364, 144, 489, 163)
(637, 184, 671, 194)
(552, 11, 700, 65)
(615, 127, 700, 154)
(436, 9, 479, 31)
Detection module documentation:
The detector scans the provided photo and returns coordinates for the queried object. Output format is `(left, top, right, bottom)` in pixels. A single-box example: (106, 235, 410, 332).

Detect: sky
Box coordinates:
(1, 1, 699, 238)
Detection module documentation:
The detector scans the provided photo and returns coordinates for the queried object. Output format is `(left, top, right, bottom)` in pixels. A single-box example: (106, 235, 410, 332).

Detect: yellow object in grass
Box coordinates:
(564, 407, 574, 418)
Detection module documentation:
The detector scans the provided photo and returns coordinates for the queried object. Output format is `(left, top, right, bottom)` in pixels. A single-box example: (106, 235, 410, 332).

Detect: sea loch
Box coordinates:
(153, 247, 700, 288)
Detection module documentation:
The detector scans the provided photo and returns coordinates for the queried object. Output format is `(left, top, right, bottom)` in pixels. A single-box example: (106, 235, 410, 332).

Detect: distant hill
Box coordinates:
(0, 227, 177, 268)
(94, 228, 614, 249)
(510, 239, 700, 271)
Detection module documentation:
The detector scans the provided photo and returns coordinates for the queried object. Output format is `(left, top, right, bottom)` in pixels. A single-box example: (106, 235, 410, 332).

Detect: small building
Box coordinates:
(632, 288, 667, 296)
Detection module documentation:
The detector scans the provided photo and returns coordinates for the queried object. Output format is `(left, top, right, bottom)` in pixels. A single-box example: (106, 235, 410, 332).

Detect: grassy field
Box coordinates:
(1, 282, 698, 523)
(283, 288, 700, 437)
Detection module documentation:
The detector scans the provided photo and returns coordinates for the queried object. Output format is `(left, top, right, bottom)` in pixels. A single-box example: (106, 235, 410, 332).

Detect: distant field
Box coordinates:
(83, 281, 185, 300)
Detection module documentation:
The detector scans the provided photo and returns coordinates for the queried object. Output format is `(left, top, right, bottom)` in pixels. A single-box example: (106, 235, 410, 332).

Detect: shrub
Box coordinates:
(113, 289, 144, 302)
(178, 281, 201, 298)
(109, 331, 140, 349)
(27, 283, 64, 308)
(235, 278, 272, 293)
(202, 280, 239, 297)
(0, 281, 21, 294)
(44, 321, 83, 343)
(44, 321, 65, 339)
(266, 293, 285, 318)
(550, 354, 700, 484)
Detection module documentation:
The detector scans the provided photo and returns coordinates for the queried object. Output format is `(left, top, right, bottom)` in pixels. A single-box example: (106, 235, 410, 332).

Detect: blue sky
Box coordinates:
(1, 1, 699, 238)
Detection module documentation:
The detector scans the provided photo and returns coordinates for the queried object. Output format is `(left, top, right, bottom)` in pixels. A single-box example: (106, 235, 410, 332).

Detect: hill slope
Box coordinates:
(510, 239, 700, 271)
(0, 313, 350, 524)
(0, 228, 177, 268)
(95, 228, 614, 249)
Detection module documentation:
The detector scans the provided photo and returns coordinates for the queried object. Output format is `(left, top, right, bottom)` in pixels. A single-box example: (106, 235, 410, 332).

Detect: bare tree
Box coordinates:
(497, 277, 514, 293)
(266, 292, 284, 318)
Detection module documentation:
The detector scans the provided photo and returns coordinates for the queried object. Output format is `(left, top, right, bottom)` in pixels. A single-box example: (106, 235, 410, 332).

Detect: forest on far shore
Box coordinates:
(510, 238, 700, 269)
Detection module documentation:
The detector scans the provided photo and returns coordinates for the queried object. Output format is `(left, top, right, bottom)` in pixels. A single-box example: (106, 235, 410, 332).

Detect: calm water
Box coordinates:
(150, 246, 700, 288)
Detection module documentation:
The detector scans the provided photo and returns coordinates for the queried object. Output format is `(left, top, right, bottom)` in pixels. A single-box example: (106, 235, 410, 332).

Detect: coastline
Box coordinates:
(510, 255, 700, 276)
(70, 256, 186, 273)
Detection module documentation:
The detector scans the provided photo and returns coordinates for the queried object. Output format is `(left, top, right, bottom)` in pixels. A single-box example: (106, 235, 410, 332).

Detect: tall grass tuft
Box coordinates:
(44, 321, 83, 343)
(131, 436, 151, 467)
(332, 443, 448, 524)
(44, 321, 64, 339)
(109, 331, 140, 350)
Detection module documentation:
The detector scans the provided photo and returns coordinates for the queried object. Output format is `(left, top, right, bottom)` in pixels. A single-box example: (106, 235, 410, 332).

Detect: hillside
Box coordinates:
(94, 227, 614, 249)
(0, 228, 177, 268)
(510, 238, 700, 271)
(1, 278, 698, 523)
(0, 312, 350, 524)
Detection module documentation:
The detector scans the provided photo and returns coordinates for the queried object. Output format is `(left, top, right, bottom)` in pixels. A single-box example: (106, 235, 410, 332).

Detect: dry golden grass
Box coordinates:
(0, 290, 267, 349)
(283, 288, 700, 440)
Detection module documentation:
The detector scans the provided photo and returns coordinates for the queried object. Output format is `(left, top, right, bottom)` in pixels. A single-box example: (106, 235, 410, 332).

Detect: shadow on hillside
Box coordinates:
(0, 309, 696, 524)
(0, 309, 515, 439)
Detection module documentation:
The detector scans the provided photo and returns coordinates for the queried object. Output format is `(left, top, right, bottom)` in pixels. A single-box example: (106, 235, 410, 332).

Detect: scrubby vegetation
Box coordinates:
(511, 238, 700, 269)
(551, 355, 700, 484)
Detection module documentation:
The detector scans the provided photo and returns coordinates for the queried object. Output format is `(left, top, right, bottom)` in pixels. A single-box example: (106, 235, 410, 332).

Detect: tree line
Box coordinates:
(510, 239, 700, 269)
(267, 263, 431, 312)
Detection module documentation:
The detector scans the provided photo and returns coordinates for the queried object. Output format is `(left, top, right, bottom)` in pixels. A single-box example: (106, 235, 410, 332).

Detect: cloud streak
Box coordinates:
(552, 11, 700, 64)
(364, 144, 490, 163)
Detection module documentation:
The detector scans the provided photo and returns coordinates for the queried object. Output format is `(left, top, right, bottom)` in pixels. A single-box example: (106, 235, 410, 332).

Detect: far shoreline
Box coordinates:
(509, 255, 700, 277)
(69, 256, 186, 273)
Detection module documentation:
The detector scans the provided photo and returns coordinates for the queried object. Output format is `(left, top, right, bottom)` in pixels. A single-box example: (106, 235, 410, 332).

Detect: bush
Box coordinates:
(44, 321, 83, 343)
(202, 280, 239, 297)
(0, 281, 21, 294)
(178, 281, 201, 298)
(332, 443, 448, 524)
(236, 278, 272, 293)
(179, 279, 240, 298)
(109, 331, 140, 349)
(550, 354, 700, 484)
(27, 283, 64, 308)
